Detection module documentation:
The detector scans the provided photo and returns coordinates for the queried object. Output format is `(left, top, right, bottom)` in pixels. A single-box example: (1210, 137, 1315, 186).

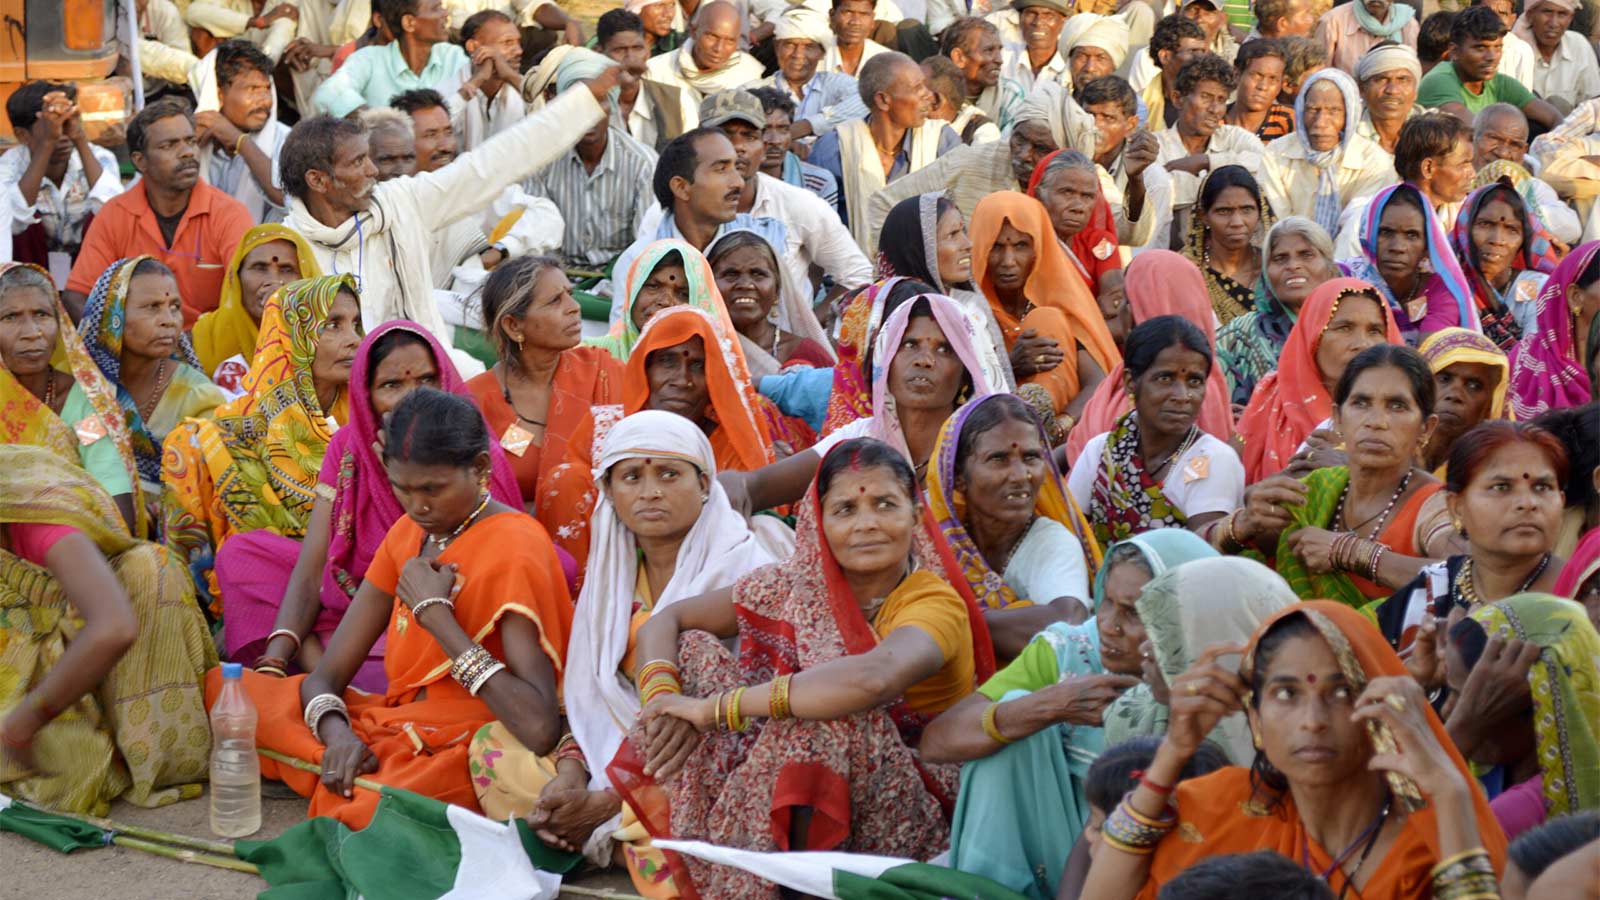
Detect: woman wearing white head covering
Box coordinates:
(468, 410, 786, 893)
(1259, 67, 1396, 236)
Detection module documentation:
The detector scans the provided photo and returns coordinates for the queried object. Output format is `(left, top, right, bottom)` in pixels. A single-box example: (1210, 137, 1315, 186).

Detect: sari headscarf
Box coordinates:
(969, 191, 1120, 380)
(622, 305, 779, 471)
(1026, 150, 1121, 282)
(1235, 279, 1403, 483)
(1132, 601, 1508, 898)
(586, 239, 735, 361)
(192, 225, 321, 380)
(823, 276, 910, 434)
(868, 293, 994, 462)
(79, 256, 206, 489)
(1186, 167, 1275, 325)
(1452, 182, 1561, 349)
(1089, 527, 1216, 611)
(1472, 161, 1569, 254)
(877, 193, 972, 294)
(1342, 182, 1477, 341)
(1066, 250, 1236, 462)
(323, 320, 522, 605)
(1104, 557, 1296, 763)
(0, 263, 142, 515)
(927, 393, 1103, 612)
(1508, 240, 1599, 419)
(1419, 327, 1511, 423)
(705, 227, 835, 380)
(1292, 69, 1362, 236)
(566, 410, 781, 793)
(166, 275, 356, 543)
(1469, 594, 1600, 822)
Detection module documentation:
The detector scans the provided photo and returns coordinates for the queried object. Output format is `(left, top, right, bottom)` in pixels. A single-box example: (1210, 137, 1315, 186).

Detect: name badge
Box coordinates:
(1182, 454, 1209, 484)
(500, 422, 533, 457)
(75, 415, 107, 445)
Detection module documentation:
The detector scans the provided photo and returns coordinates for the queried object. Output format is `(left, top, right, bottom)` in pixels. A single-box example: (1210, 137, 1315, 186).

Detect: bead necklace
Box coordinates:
(137, 360, 168, 422)
(427, 490, 491, 551)
(1144, 424, 1200, 480)
(1453, 552, 1552, 611)
(42, 369, 58, 410)
(1334, 468, 1413, 539)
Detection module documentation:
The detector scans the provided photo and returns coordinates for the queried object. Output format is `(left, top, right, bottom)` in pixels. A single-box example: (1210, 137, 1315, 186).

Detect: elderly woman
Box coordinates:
(0, 445, 215, 816)
(1419, 329, 1511, 474)
(162, 276, 363, 615)
(1029, 151, 1123, 304)
(1069, 317, 1247, 547)
(706, 229, 835, 378)
(0, 263, 142, 534)
(1509, 240, 1599, 419)
(1260, 69, 1395, 239)
(920, 529, 1216, 899)
(191, 224, 319, 396)
(1215, 217, 1341, 407)
(210, 389, 574, 829)
(1447, 594, 1600, 841)
(970, 191, 1119, 430)
(1375, 421, 1567, 654)
(470, 411, 781, 897)
(1082, 601, 1507, 899)
(1185, 166, 1272, 326)
(616, 439, 994, 897)
(80, 257, 227, 506)
(1234, 279, 1402, 482)
(1230, 345, 1463, 605)
(466, 256, 623, 505)
(1453, 182, 1560, 351)
(928, 393, 1101, 658)
(1340, 183, 1477, 345)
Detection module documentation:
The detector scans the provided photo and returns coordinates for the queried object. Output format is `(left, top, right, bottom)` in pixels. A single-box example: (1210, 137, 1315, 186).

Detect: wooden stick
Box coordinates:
(76, 813, 239, 856)
(110, 835, 260, 874)
(558, 886, 646, 899)
(259, 748, 384, 793)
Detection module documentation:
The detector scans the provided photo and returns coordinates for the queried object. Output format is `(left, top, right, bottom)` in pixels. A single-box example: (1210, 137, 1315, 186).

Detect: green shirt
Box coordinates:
(977, 619, 1102, 701)
(1416, 63, 1533, 112)
(61, 382, 132, 499)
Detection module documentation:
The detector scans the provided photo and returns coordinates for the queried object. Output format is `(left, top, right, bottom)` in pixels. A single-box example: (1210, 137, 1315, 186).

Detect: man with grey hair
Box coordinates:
(809, 51, 960, 250)
(1354, 43, 1421, 153)
(359, 108, 420, 181)
(942, 17, 1025, 133)
(1471, 102, 1581, 245)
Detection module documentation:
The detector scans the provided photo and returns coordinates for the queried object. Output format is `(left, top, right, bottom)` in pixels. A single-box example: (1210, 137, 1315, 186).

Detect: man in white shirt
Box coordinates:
(1532, 99, 1600, 242)
(1470, 102, 1583, 245)
(0, 82, 120, 271)
(998, 0, 1071, 94)
(446, 10, 527, 151)
(1514, 0, 1600, 115)
(1261, 69, 1396, 235)
(1354, 44, 1421, 153)
(823, 0, 892, 76)
(753, 6, 869, 141)
(644, 1, 766, 141)
(598, 9, 662, 149)
(280, 68, 618, 372)
(193, 41, 291, 224)
(1478, 0, 1539, 85)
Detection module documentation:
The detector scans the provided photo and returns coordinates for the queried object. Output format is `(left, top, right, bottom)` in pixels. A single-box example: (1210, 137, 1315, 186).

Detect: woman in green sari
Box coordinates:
(584, 239, 739, 361)
(922, 528, 1215, 900)
(0, 445, 216, 816)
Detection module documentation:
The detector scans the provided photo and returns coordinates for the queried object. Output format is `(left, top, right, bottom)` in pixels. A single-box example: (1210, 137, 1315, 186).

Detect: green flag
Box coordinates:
(656, 838, 1030, 899)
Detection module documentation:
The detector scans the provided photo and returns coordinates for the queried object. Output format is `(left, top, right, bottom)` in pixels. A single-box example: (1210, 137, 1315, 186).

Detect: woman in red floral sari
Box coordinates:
(606, 439, 996, 899)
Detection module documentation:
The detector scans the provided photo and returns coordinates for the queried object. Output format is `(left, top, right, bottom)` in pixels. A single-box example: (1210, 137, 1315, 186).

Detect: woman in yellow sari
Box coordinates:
(0, 262, 144, 536)
(0, 444, 216, 816)
(191, 225, 321, 396)
(1418, 327, 1511, 474)
(161, 275, 363, 615)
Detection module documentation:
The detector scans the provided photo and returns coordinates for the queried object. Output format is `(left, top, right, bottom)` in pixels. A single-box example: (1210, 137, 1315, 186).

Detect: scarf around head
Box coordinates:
(1452, 182, 1560, 315)
(1347, 182, 1477, 337)
(706, 226, 835, 378)
(588, 238, 736, 361)
(80, 256, 204, 489)
(1508, 240, 1598, 418)
(878, 193, 967, 294)
(1294, 69, 1363, 236)
(1027, 150, 1122, 289)
(1418, 327, 1511, 422)
(868, 293, 995, 462)
(1353, 0, 1416, 39)
(194, 224, 322, 381)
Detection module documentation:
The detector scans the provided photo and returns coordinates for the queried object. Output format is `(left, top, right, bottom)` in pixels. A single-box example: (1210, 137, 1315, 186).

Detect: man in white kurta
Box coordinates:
(643, 1, 766, 141)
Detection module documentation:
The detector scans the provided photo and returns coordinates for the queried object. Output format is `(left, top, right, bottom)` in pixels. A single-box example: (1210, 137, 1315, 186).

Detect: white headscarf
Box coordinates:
(1294, 68, 1363, 236)
(564, 410, 782, 797)
(773, 6, 835, 49)
(1060, 13, 1129, 70)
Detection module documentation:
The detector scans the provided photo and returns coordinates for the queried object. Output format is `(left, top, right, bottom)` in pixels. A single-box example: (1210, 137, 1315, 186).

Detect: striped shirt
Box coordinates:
(523, 127, 659, 267)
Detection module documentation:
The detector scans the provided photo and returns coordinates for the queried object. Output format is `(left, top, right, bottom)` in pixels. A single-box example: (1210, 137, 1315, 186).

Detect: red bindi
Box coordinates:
(1306, 674, 1317, 684)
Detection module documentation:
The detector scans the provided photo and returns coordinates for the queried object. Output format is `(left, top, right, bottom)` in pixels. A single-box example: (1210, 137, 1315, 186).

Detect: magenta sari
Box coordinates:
(222, 321, 523, 691)
(1508, 240, 1598, 419)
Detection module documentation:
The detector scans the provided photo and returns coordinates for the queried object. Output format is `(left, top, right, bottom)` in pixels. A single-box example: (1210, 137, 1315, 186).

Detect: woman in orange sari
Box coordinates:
(466, 256, 622, 507)
(206, 388, 573, 828)
(969, 191, 1119, 437)
(538, 305, 811, 572)
(1081, 601, 1507, 900)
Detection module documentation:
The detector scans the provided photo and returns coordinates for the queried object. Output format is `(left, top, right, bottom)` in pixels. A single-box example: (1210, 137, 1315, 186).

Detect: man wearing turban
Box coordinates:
(1514, 0, 1600, 116)
(746, 6, 869, 140)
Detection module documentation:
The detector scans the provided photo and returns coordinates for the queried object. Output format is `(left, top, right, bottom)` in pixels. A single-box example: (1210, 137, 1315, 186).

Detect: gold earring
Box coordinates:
(1453, 518, 1464, 535)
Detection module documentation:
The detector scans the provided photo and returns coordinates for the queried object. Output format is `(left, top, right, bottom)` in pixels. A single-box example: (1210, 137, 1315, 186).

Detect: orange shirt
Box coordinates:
(66, 180, 253, 326)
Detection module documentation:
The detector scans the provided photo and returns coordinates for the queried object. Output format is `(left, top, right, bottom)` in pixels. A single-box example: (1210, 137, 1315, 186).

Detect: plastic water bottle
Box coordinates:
(209, 662, 261, 838)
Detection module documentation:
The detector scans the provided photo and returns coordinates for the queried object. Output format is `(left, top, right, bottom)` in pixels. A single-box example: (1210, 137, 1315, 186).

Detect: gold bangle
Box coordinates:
(1429, 848, 1492, 879)
(769, 674, 793, 720)
(981, 701, 1011, 745)
(728, 686, 749, 732)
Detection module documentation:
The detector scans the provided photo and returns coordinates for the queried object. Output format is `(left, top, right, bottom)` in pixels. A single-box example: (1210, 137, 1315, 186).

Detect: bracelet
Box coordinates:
(266, 628, 303, 655)
(303, 692, 349, 743)
(769, 674, 793, 721)
(1368, 544, 1388, 582)
(554, 733, 587, 766)
(410, 597, 455, 620)
(1430, 848, 1499, 900)
(1135, 770, 1175, 797)
(451, 644, 502, 693)
(638, 660, 682, 705)
(713, 691, 726, 733)
(467, 661, 506, 696)
(233, 132, 247, 155)
(1100, 794, 1176, 855)
(255, 665, 288, 678)
(981, 701, 1011, 745)
(726, 686, 749, 732)
(1224, 511, 1249, 550)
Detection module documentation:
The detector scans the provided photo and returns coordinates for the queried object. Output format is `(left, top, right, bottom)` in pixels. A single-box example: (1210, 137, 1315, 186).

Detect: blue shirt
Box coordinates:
(808, 122, 962, 227)
(312, 42, 469, 117)
(759, 367, 835, 431)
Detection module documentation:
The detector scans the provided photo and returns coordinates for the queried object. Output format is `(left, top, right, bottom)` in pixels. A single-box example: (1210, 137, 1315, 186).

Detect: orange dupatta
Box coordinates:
(969, 192, 1119, 413)
(1138, 601, 1507, 899)
(1235, 279, 1402, 483)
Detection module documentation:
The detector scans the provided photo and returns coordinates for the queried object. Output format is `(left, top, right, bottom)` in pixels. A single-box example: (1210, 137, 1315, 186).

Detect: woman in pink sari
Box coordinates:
(1508, 240, 1599, 420)
(1064, 251, 1235, 464)
(230, 321, 521, 691)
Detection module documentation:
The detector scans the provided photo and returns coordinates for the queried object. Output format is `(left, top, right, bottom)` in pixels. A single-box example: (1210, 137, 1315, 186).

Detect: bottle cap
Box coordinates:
(222, 662, 244, 679)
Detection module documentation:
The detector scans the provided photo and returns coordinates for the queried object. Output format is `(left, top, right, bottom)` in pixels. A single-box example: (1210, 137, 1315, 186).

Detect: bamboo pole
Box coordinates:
(109, 836, 260, 874)
(77, 813, 239, 856)
(259, 748, 384, 793)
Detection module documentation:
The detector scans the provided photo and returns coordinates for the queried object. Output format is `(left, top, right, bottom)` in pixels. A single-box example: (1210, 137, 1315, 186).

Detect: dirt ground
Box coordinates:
(2, 788, 639, 900)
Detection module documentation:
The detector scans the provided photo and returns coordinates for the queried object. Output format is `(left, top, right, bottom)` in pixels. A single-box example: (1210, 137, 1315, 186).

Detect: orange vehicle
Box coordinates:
(0, 0, 132, 146)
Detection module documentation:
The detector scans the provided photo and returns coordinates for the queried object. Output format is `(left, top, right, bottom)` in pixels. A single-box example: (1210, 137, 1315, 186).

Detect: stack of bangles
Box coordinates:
(450, 643, 506, 696)
(713, 674, 797, 733)
(1101, 782, 1178, 855)
(255, 628, 304, 677)
(1429, 848, 1499, 900)
(1207, 512, 1251, 552)
(638, 660, 681, 704)
(554, 733, 586, 768)
(304, 692, 350, 743)
(1330, 532, 1387, 581)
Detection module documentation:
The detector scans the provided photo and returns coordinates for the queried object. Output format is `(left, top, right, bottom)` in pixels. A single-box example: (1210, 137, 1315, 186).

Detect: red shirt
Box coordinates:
(66, 179, 253, 326)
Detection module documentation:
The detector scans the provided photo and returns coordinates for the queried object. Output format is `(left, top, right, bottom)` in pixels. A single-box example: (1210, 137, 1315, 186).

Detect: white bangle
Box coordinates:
(266, 628, 303, 654)
(303, 692, 349, 743)
(467, 662, 506, 696)
(410, 597, 454, 619)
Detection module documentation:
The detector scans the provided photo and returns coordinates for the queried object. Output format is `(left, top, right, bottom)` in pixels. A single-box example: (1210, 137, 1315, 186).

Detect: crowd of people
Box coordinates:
(3, 0, 1600, 895)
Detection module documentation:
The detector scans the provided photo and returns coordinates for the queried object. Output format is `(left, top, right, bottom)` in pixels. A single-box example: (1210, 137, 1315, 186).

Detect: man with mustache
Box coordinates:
(942, 17, 1025, 135)
(1514, 0, 1600, 117)
(63, 99, 252, 325)
(998, 0, 1072, 94)
(1140, 54, 1264, 239)
(193, 40, 289, 225)
(1316, 0, 1418, 75)
(1353, 44, 1421, 153)
(1416, 6, 1561, 130)
(749, 87, 841, 208)
(750, 6, 868, 143)
(1469, 103, 1581, 246)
